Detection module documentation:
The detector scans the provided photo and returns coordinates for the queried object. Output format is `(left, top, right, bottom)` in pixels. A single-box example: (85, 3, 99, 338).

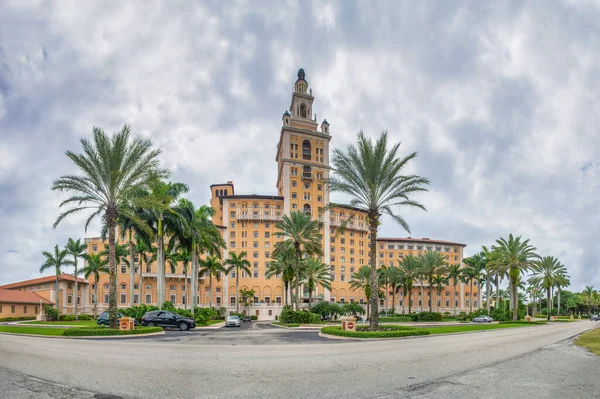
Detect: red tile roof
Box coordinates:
(377, 237, 467, 247)
(0, 288, 54, 305)
(0, 273, 87, 290)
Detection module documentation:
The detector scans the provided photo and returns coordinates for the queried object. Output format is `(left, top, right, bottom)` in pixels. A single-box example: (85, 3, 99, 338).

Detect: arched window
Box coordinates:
(303, 204, 311, 215)
(224, 189, 228, 195)
(253, 202, 259, 209)
(302, 140, 312, 160)
(303, 165, 312, 179)
(300, 104, 307, 118)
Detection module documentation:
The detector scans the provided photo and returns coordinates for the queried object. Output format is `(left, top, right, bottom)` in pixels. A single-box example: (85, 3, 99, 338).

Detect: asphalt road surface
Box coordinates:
(1, 321, 598, 398)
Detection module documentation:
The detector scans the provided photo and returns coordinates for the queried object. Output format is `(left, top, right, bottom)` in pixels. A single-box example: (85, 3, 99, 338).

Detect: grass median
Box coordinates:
(25, 320, 98, 327)
(0, 326, 66, 336)
(575, 327, 600, 355)
(62, 326, 163, 337)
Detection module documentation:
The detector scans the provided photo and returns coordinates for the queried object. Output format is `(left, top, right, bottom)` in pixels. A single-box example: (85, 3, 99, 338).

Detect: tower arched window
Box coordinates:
(303, 204, 312, 215)
(300, 104, 307, 118)
(302, 140, 312, 160)
(224, 189, 228, 195)
(303, 165, 312, 179)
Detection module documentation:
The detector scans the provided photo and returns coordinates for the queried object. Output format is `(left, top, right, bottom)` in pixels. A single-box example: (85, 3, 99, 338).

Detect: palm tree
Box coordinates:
(461, 267, 478, 313)
(417, 251, 447, 312)
(175, 247, 192, 309)
(199, 256, 225, 308)
(583, 286, 594, 315)
(528, 256, 567, 321)
(432, 274, 448, 313)
(239, 288, 255, 316)
(265, 249, 295, 307)
(350, 265, 373, 320)
(80, 253, 109, 318)
(40, 245, 74, 311)
(301, 258, 332, 310)
(225, 251, 252, 312)
(273, 211, 322, 311)
(64, 238, 87, 320)
(397, 255, 420, 314)
(144, 179, 189, 309)
(447, 264, 462, 316)
(386, 266, 403, 313)
(555, 273, 570, 316)
(52, 125, 166, 328)
(329, 132, 429, 329)
(134, 238, 154, 307)
(488, 234, 538, 320)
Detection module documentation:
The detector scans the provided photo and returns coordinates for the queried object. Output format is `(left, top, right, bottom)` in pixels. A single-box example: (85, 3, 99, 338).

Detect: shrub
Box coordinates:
(43, 305, 59, 321)
(342, 302, 366, 319)
(312, 301, 344, 320)
(280, 307, 319, 324)
(250, 315, 258, 321)
(410, 312, 442, 322)
(321, 325, 430, 339)
(59, 314, 93, 321)
(62, 326, 163, 336)
(194, 307, 217, 325)
(443, 312, 451, 317)
(214, 307, 227, 320)
(230, 311, 244, 318)
(120, 305, 160, 322)
(0, 316, 36, 322)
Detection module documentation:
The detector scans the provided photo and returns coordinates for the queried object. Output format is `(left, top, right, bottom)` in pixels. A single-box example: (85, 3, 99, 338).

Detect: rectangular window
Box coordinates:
(104, 294, 109, 304)
(134, 283, 139, 290)
(67, 283, 72, 289)
(146, 265, 152, 273)
(253, 271, 259, 278)
(120, 294, 127, 304)
(265, 242, 270, 248)
(276, 296, 282, 304)
(216, 297, 221, 305)
(253, 251, 259, 258)
(230, 222, 235, 228)
(230, 241, 236, 248)
(34, 306, 38, 314)
(253, 241, 258, 248)
(146, 294, 152, 304)
(91, 294, 96, 304)
(230, 297, 236, 305)
(121, 265, 127, 274)
(92, 244, 98, 251)
(146, 284, 151, 290)
(170, 285, 176, 291)
(134, 294, 139, 304)
(121, 283, 126, 290)
(265, 252, 270, 259)
(230, 211, 235, 218)
(265, 232, 270, 238)
(170, 294, 176, 304)
(230, 232, 235, 238)
(291, 192, 297, 199)
(253, 231, 259, 238)
(67, 295, 73, 304)
(134, 266, 139, 274)
(11, 305, 15, 313)
(23, 305, 27, 314)
(341, 274, 346, 282)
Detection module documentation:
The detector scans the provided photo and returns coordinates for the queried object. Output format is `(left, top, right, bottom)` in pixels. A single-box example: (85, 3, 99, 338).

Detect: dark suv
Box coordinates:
(142, 311, 196, 331)
(96, 311, 139, 326)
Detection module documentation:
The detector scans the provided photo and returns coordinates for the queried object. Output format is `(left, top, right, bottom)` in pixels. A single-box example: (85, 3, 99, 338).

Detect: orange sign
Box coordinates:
(347, 321, 355, 330)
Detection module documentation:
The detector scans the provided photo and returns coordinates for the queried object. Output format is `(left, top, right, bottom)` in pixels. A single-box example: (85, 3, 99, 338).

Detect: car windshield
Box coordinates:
(227, 316, 240, 320)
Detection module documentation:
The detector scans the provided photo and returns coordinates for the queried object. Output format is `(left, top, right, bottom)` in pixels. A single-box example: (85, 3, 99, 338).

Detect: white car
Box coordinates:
(225, 316, 241, 327)
(472, 315, 493, 323)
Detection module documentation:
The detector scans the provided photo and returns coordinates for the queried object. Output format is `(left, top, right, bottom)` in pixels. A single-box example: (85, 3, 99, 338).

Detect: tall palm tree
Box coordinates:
(386, 266, 403, 313)
(265, 249, 295, 307)
(40, 245, 74, 311)
(461, 267, 478, 313)
(80, 253, 109, 318)
(273, 211, 322, 311)
(174, 200, 223, 317)
(555, 273, 570, 316)
(199, 256, 225, 308)
(329, 132, 429, 329)
(528, 256, 567, 321)
(144, 179, 189, 309)
(417, 251, 447, 312)
(488, 234, 538, 320)
(432, 274, 448, 313)
(134, 238, 154, 307)
(175, 247, 192, 309)
(397, 255, 421, 314)
(583, 286, 594, 315)
(52, 125, 166, 328)
(350, 265, 373, 320)
(301, 258, 332, 310)
(64, 238, 87, 320)
(225, 251, 251, 312)
(447, 264, 462, 316)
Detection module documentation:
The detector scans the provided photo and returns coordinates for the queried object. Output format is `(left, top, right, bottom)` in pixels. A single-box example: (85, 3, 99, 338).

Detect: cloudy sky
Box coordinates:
(1, 0, 599, 292)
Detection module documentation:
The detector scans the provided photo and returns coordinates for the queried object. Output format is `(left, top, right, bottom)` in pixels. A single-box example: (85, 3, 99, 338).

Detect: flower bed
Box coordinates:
(62, 326, 163, 337)
(321, 325, 430, 339)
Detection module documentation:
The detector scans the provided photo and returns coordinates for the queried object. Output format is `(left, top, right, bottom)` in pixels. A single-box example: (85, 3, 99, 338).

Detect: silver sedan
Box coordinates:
(472, 315, 493, 323)
(225, 316, 241, 327)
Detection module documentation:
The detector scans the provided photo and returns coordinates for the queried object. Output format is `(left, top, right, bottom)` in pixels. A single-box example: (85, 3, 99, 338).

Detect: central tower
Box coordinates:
(275, 68, 333, 300)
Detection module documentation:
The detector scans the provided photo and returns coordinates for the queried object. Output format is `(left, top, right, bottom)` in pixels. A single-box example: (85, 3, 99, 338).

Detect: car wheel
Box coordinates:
(147, 322, 155, 327)
(179, 322, 189, 331)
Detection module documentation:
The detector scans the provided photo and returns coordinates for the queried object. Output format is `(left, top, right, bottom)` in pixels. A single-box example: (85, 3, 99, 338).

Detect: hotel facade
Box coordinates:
(3, 70, 477, 320)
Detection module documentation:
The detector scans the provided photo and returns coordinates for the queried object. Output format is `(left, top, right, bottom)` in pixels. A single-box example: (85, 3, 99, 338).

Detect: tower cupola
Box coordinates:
(321, 119, 330, 134)
(282, 110, 291, 126)
(294, 68, 308, 94)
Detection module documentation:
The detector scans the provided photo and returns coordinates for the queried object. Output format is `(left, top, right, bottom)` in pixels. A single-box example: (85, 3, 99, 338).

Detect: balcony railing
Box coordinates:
(236, 207, 283, 221)
(330, 217, 369, 232)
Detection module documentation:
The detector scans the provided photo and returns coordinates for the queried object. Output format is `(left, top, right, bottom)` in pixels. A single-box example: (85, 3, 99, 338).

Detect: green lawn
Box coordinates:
(26, 320, 98, 327)
(380, 316, 458, 323)
(0, 326, 66, 336)
(272, 322, 300, 327)
(420, 323, 536, 335)
(205, 320, 224, 326)
(575, 328, 600, 355)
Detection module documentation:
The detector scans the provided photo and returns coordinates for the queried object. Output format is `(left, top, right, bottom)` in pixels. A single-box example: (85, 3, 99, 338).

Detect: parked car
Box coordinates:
(591, 315, 599, 321)
(472, 315, 493, 323)
(225, 316, 241, 327)
(141, 310, 196, 331)
(96, 311, 139, 326)
(243, 315, 252, 322)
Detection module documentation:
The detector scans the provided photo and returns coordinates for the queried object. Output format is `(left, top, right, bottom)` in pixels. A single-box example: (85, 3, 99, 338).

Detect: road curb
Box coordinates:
(0, 331, 166, 339)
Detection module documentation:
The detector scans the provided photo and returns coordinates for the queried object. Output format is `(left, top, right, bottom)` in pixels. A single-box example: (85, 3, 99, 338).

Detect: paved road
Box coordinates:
(0, 321, 598, 398)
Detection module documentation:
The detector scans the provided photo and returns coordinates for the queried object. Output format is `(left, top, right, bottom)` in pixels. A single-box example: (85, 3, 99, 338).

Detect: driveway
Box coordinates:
(0, 321, 598, 398)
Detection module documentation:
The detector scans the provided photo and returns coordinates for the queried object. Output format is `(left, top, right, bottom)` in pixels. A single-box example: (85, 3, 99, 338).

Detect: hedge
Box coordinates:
(62, 326, 163, 337)
(321, 325, 430, 339)
(0, 316, 36, 322)
(59, 314, 93, 321)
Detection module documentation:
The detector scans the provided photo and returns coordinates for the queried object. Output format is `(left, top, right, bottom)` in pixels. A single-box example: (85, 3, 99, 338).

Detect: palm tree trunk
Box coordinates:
(495, 274, 499, 308)
(453, 282, 457, 316)
(283, 281, 288, 307)
(486, 276, 491, 316)
(368, 216, 379, 330)
(511, 275, 518, 321)
(392, 288, 396, 315)
(546, 287, 551, 321)
(93, 274, 99, 318)
(107, 209, 118, 329)
(408, 288, 412, 314)
(308, 285, 313, 311)
(209, 274, 213, 308)
(420, 278, 424, 313)
(470, 280, 473, 314)
(128, 231, 135, 308)
(557, 289, 561, 316)
(294, 245, 301, 311)
(184, 269, 188, 310)
(429, 278, 433, 312)
(191, 242, 198, 318)
(140, 258, 144, 308)
(55, 271, 60, 312)
(157, 219, 165, 309)
(74, 258, 78, 320)
(236, 267, 240, 312)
